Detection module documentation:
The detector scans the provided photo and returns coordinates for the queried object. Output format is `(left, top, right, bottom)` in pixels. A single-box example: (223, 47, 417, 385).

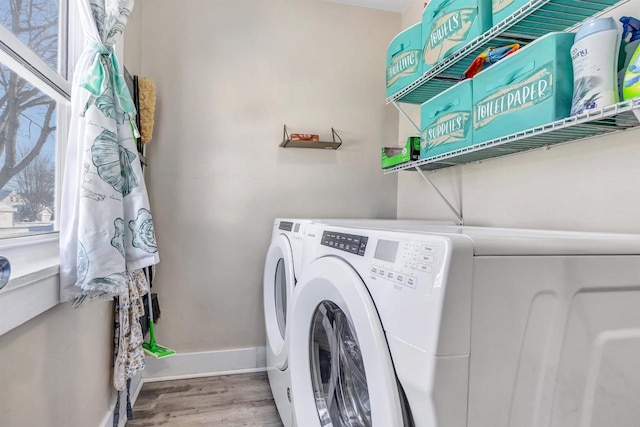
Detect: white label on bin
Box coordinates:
(424, 8, 477, 66)
(474, 62, 553, 129)
(424, 111, 471, 149)
(387, 50, 421, 87)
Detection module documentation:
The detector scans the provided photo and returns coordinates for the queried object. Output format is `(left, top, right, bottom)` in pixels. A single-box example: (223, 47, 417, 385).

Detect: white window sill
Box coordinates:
(0, 233, 60, 336)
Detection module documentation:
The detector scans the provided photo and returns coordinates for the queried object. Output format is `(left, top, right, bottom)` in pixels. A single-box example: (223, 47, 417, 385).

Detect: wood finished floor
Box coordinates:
(128, 372, 284, 426)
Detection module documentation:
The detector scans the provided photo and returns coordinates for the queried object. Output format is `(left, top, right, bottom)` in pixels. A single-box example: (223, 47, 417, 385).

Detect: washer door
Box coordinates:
(264, 234, 295, 369)
(289, 256, 405, 427)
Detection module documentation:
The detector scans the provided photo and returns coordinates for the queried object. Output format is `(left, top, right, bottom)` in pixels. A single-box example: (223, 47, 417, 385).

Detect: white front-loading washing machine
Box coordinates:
(264, 219, 453, 426)
(289, 223, 640, 427)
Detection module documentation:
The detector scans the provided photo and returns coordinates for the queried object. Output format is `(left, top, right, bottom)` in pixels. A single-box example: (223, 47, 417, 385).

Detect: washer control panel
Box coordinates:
(321, 231, 368, 256)
(369, 239, 439, 291)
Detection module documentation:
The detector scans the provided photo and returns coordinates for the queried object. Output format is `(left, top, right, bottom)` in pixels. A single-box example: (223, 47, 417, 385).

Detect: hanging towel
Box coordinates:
(113, 269, 148, 392)
(60, 0, 159, 304)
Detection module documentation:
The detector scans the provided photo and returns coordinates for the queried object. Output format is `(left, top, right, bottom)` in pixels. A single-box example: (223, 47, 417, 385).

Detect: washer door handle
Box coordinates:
(0, 257, 11, 290)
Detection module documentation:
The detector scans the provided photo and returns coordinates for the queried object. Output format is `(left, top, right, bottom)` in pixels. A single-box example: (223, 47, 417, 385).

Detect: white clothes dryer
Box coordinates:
(264, 219, 312, 426)
(264, 219, 453, 426)
(289, 224, 640, 427)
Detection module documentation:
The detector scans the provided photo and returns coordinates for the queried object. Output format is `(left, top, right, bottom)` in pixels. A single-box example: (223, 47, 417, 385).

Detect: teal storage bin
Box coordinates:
(472, 32, 575, 143)
(422, 0, 491, 68)
(386, 23, 422, 97)
(420, 79, 474, 159)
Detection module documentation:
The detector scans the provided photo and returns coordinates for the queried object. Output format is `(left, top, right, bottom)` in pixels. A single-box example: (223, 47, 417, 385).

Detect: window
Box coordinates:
(0, 0, 74, 335)
(0, 0, 70, 239)
(0, 67, 58, 237)
(0, 0, 60, 71)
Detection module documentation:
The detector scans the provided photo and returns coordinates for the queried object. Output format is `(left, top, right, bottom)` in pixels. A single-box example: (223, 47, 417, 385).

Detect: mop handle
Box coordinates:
(144, 266, 157, 347)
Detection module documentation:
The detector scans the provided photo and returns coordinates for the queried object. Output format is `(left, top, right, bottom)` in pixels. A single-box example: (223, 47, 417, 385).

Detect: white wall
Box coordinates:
(397, 1, 640, 234)
(125, 0, 400, 352)
(0, 302, 114, 427)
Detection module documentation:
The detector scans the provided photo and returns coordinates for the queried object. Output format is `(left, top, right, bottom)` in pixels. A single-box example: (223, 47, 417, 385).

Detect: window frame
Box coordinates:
(0, 0, 81, 335)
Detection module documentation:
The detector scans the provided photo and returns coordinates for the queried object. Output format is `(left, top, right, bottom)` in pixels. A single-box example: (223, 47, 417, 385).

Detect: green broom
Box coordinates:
(142, 268, 175, 359)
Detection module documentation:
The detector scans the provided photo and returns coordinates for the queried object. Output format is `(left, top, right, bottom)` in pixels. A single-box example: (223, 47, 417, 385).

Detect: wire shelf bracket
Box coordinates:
(414, 167, 464, 225)
(392, 101, 421, 134)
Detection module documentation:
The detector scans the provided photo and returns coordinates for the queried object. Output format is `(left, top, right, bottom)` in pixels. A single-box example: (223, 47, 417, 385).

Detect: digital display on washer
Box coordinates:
(321, 231, 368, 256)
(374, 239, 399, 263)
(279, 221, 293, 231)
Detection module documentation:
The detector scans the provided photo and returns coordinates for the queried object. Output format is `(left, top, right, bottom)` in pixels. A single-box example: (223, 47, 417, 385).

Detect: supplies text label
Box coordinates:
(423, 111, 471, 150)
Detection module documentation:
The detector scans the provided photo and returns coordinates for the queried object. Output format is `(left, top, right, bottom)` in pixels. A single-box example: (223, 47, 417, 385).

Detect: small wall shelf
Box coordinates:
(386, 0, 625, 105)
(280, 125, 342, 150)
(384, 99, 640, 174)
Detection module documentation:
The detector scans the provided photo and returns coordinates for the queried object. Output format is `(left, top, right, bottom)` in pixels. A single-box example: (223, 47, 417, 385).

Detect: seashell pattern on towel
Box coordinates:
(91, 129, 139, 196)
(94, 69, 126, 124)
(90, 2, 107, 42)
(111, 218, 126, 258)
(90, 1, 133, 43)
(129, 208, 158, 253)
(96, 92, 126, 124)
(87, 272, 126, 295)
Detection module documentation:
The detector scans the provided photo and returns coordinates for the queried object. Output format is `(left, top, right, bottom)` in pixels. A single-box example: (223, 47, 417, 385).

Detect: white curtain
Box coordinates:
(60, 0, 159, 303)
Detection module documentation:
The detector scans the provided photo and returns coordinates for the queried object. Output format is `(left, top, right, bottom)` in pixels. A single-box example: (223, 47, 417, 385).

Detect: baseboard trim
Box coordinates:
(99, 372, 145, 427)
(142, 346, 267, 382)
(143, 366, 267, 383)
(131, 371, 144, 403)
(99, 347, 266, 426)
(98, 396, 119, 427)
(99, 399, 116, 427)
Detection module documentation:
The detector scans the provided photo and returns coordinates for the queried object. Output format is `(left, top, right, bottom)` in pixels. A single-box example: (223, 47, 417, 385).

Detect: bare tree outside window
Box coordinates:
(14, 146, 54, 221)
(0, 0, 59, 236)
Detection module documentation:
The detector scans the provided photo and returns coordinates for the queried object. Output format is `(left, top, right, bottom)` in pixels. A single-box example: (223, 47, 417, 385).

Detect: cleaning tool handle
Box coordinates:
(144, 267, 157, 347)
(621, 17, 640, 43)
(148, 314, 157, 348)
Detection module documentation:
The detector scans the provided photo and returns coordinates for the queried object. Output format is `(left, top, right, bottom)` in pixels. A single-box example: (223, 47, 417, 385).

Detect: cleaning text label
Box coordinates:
(474, 63, 553, 129)
(423, 111, 471, 150)
(424, 8, 477, 66)
(387, 50, 420, 87)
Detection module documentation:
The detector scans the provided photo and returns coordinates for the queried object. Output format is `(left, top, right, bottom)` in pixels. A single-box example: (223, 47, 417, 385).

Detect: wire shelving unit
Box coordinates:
(385, 99, 640, 173)
(386, 0, 626, 105)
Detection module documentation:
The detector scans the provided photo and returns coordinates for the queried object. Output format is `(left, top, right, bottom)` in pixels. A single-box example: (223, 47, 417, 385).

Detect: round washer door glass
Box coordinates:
(274, 258, 287, 339)
(310, 300, 371, 427)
